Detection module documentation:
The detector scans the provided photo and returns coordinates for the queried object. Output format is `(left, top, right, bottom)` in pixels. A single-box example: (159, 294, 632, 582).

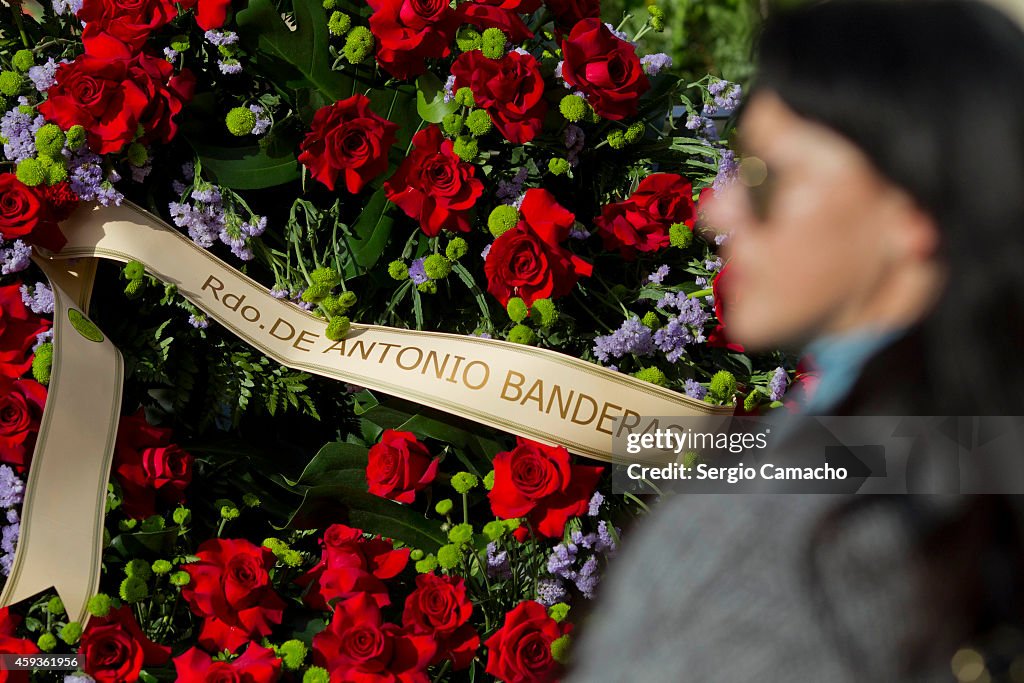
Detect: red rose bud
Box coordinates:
(298, 94, 399, 193)
(402, 573, 480, 670)
(560, 18, 651, 120)
(182, 538, 287, 653)
(78, 0, 177, 57)
(488, 437, 603, 538)
(384, 125, 484, 236)
(450, 50, 548, 144)
(312, 593, 437, 681)
(80, 606, 170, 683)
(484, 600, 572, 683)
(0, 377, 46, 471)
(297, 523, 411, 611)
(365, 429, 439, 503)
(113, 409, 193, 519)
(485, 189, 592, 307)
(366, 0, 458, 79)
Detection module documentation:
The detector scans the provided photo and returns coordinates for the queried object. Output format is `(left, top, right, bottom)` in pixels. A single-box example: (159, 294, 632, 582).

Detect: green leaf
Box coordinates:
(286, 485, 446, 551)
(416, 71, 459, 123)
(236, 0, 351, 101)
(187, 140, 299, 190)
(349, 188, 395, 270)
(289, 441, 370, 487)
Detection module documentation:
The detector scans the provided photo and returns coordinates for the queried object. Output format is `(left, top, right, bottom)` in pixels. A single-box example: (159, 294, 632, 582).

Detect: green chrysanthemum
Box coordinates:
(624, 121, 645, 144)
(119, 575, 149, 603)
(34, 123, 65, 157)
(436, 543, 463, 570)
(434, 498, 454, 516)
(633, 367, 668, 387)
(422, 254, 452, 279)
(125, 558, 153, 580)
(447, 523, 474, 545)
(483, 470, 495, 490)
(11, 50, 34, 73)
(548, 157, 571, 176)
(66, 125, 86, 151)
(445, 237, 468, 261)
(303, 667, 330, 683)
(488, 205, 519, 237)
(170, 570, 192, 587)
(225, 106, 256, 136)
(388, 260, 409, 280)
(506, 297, 528, 323)
(328, 11, 352, 36)
(325, 316, 351, 341)
(456, 26, 482, 52)
(607, 129, 626, 150)
(126, 142, 148, 167)
(559, 94, 588, 122)
(31, 342, 52, 385)
(454, 87, 476, 108)
(343, 26, 375, 64)
(172, 506, 192, 525)
(415, 554, 439, 573)
(0, 71, 23, 97)
(481, 27, 507, 59)
(482, 520, 506, 541)
(669, 223, 693, 249)
(548, 602, 570, 623)
(641, 311, 660, 330)
(450, 471, 479, 494)
(278, 640, 307, 671)
(15, 158, 45, 187)
(46, 596, 64, 615)
(452, 136, 479, 162)
(442, 112, 465, 136)
(37, 633, 56, 652)
(152, 559, 173, 575)
(507, 324, 536, 345)
(87, 593, 113, 617)
(59, 621, 82, 645)
(550, 634, 572, 663)
(466, 109, 493, 136)
(709, 370, 737, 402)
(530, 298, 557, 327)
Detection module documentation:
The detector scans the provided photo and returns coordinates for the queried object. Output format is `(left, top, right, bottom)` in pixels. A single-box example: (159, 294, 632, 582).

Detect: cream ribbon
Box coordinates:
(2, 200, 731, 621)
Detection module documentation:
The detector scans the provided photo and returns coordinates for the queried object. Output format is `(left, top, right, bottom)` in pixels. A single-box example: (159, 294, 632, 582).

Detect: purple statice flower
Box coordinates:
(480, 243, 492, 261)
(486, 542, 511, 580)
(769, 366, 788, 401)
(713, 149, 739, 191)
(0, 512, 18, 577)
(714, 232, 730, 246)
(596, 521, 618, 556)
(547, 541, 578, 580)
(684, 378, 707, 400)
(704, 256, 722, 272)
(130, 157, 153, 183)
(188, 314, 209, 329)
(442, 74, 457, 103)
(569, 225, 591, 240)
(205, 29, 239, 46)
(496, 167, 529, 203)
(20, 282, 54, 315)
(564, 125, 585, 167)
(33, 329, 53, 352)
(709, 79, 742, 111)
(648, 265, 670, 284)
(574, 555, 601, 598)
(536, 578, 567, 606)
(163, 46, 179, 62)
(219, 60, 243, 75)
(593, 317, 656, 363)
(408, 257, 428, 285)
(694, 276, 707, 287)
(0, 239, 31, 275)
(51, 0, 82, 14)
(0, 106, 40, 163)
(270, 287, 289, 299)
(0, 466, 24, 508)
(653, 318, 696, 362)
(554, 61, 566, 85)
(67, 148, 124, 205)
(27, 58, 59, 93)
(685, 114, 702, 131)
(587, 490, 604, 517)
(250, 105, 272, 136)
(64, 675, 96, 683)
(640, 53, 673, 76)
(290, 291, 315, 311)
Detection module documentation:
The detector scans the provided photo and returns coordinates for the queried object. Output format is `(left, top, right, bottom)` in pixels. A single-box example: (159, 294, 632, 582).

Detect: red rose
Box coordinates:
(298, 94, 399, 193)
(78, 0, 177, 57)
(0, 607, 37, 683)
(80, 606, 170, 683)
(545, 0, 599, 32)
(561, 18, 650, 120)
(450, 50, 547, 144)
(0, 283, 50, 380)
(470, 0, 541, 13)
(0, 378, 46, 470)
(182, 538, 287, 653)
(39, 53, 193, 154)
(594, 200, 669, 259)
(384, 125, 483, 236)
(173, 642, 282, 683)
(454, 3, 533, 44)
(297, 523, 410, 611)
(403, 574, 480, 670)
(489, 437, 603, 538)
(484, 601, 571, 683)
(0, 174, 66, 251)
(312, 593, 436, 683)
(176, 0, 232, 30)
(366, 0, 458, 80)
(366, 429, 439, 503)
(113, 409, 193, 518)
(484, 189, 592, 307)
(631, 173, 697, 226)
(706, 264, 745, 353)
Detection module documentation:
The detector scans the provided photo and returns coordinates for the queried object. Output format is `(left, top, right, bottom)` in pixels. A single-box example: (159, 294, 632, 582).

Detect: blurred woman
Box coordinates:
(566, 1, 1024, 680)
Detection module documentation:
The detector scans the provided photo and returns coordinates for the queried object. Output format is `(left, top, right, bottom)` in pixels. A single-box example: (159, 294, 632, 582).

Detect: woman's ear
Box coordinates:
(885, 190, 942, 262)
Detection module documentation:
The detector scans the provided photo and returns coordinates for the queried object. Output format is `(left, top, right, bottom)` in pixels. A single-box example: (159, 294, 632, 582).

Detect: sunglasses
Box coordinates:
(736, 155, 775, 222)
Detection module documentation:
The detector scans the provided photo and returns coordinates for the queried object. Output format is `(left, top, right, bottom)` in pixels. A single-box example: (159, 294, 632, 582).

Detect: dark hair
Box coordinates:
(752, 2, 1024, 677)
(752, 0, 1024, 415)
